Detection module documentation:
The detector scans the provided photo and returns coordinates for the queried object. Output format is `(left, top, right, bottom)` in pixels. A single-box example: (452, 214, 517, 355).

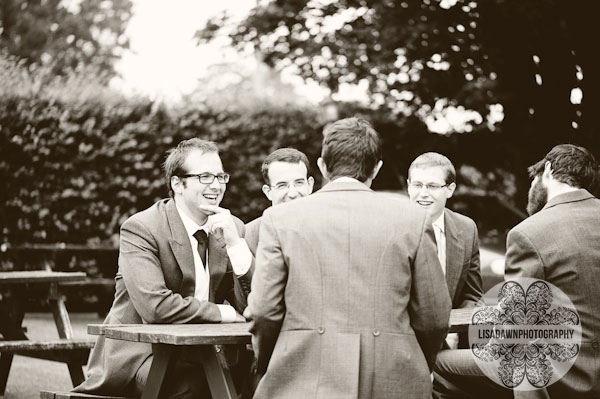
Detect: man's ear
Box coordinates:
(262, 184, 273, 201)
(317, 157, 328, 180)
(370, 160, 384, 180)
(446, 182, 457, 199)
(171, 176, 184, 195)
(543, 161, 553, 179)
(307, 176, 315, 193)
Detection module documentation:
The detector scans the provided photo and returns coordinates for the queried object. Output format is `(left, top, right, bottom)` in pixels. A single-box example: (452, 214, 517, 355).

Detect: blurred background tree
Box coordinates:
(198, 0, 600, 210)
(0, 0, 132, 80)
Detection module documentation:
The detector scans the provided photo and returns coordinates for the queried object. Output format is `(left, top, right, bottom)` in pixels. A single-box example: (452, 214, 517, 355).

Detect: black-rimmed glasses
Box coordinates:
(181, 173, 230, 184)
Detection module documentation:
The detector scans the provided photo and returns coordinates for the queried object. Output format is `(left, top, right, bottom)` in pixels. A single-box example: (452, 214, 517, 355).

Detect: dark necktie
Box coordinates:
(193, 229, 208, 270)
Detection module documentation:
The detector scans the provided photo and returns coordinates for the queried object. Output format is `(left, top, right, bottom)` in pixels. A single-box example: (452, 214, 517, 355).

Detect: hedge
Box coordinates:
(0, 92, 325, 245)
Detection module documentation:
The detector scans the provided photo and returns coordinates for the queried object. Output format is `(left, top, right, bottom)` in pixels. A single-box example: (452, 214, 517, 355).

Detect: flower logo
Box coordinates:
(469, 278, 581, 390)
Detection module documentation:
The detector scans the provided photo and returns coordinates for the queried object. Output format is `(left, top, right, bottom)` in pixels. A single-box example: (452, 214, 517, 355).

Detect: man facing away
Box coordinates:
(245, 148, 314, 255)
(505, 144, 600, 399)
(74, 138, 253, 398)
(247, 117, 451, 399)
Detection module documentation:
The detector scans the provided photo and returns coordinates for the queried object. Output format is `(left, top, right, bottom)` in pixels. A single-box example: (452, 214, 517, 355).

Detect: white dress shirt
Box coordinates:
(176, 203, 252, 322)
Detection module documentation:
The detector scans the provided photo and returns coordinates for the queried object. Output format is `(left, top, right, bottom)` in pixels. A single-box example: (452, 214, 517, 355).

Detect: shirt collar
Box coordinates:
(432, 210, 445, 234)
(331, 176, 361, 183)
(175, 201, 208, 238)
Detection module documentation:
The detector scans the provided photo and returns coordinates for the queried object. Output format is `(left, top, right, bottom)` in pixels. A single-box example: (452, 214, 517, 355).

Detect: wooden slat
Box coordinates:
(0, 339, 95, 352)
(87, 324, 135, 336)
(59, 278, 115, 287)
(2, 244, 117, 253)
(0, 271, 87, 285)
(104, 323, 252, 345)
(449, 307, 477, 333)
(40, 390, 131, 399)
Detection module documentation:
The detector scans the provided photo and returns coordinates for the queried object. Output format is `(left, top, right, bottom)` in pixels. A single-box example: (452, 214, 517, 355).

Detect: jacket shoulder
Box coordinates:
(446, 208, 477, 229)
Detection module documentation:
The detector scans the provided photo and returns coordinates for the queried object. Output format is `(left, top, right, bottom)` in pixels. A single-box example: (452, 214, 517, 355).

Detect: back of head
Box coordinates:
(528, 144, 598, 191)
(261, 148, 311, 185)
(408, 152, 456, 184)
(163, 138, 219, 197)
(321, 117, 382, 181)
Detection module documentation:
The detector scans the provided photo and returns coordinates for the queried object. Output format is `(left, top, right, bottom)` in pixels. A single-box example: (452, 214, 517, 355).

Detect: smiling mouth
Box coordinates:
(417, 200, 433, 206)
(203, 193, 219, 201)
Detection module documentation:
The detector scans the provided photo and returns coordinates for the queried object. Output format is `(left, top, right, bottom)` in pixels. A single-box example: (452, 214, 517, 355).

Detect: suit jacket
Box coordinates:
(443, 209, 483, 308)
(505, 189, 600, 399)
(73, 198, 253, 395)
(244, 216, 262, 256)
(248, 180, 451, 399)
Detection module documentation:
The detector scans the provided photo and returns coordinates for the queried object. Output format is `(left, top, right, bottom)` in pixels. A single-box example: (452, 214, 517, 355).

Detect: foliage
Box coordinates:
(0, 0, 132, 79)
(198, 0, 600, 208)
(0, 54, 323, 245)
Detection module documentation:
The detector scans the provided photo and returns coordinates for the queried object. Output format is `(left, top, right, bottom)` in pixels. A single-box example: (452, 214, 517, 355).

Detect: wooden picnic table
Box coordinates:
(86, 308, 475, 399)
(0, 270, 91, 395)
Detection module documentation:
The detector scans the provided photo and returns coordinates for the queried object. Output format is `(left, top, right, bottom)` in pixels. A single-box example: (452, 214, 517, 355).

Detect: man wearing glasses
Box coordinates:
(245, 148, 314, 255)
(406, 152, 483, 397)
(74, 138, 253, 398)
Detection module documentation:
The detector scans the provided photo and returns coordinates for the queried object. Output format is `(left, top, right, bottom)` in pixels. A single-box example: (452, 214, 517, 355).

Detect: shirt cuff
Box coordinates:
(226, 240, 252, 276)
(217, 304, 236, 323)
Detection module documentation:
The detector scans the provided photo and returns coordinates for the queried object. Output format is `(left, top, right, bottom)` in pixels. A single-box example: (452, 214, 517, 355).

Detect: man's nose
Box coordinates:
(209, 178, 222, 189)
(286, 184, 300, 197)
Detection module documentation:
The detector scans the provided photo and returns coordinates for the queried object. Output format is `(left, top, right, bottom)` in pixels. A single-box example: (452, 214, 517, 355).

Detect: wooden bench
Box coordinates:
(40, 390, 133, 399)
(59, 278, 116, 316)
(0, 339, 94, 364)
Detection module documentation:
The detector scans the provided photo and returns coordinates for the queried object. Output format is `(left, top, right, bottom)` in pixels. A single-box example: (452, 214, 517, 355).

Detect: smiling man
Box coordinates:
(244, 148, 314, 255)
(407, 152, 483, 398)
(407, 152, 482, 310)
(74, 138, 253, 399)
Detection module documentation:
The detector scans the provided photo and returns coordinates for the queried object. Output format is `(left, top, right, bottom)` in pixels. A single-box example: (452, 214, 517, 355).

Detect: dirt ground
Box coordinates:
(2, 312, 103, 399)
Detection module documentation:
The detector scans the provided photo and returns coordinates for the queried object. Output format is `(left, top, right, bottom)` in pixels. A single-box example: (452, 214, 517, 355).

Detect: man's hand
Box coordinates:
(199, 205, 242, 248)
(243, 306, 253, 320)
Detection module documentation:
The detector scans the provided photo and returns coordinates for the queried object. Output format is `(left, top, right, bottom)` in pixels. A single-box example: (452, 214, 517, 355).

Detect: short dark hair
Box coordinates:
(408, 152, 456, 184)
(163, 138, 219, 197)
(321, 117, 382, 182)
(261, 148, 310, 185)
(528, 144, 598, 191)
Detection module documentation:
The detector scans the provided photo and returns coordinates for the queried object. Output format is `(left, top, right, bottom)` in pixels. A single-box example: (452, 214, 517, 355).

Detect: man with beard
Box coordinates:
(504, 144, 600, 399)
(432, 144, 599, 399)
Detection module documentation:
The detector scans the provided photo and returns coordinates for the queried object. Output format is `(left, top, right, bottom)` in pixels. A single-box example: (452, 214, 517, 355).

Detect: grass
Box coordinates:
(2, 312, 104, 399)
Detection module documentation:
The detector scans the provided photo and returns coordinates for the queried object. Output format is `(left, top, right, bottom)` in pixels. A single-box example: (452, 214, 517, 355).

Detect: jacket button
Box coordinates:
(317, 327, 325, 334)
(372, 329, 380, 336)
(592, 340, 599, 349)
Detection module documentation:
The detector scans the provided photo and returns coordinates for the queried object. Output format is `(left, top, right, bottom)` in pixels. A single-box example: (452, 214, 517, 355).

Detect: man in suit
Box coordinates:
(407, 152, 482, 311)
(406, 153, 485, 398)
(245, 148, 314, 254)
(74, 138, 253, 398)
(504, 144, 600, 398)
(247, 117, 451, 399)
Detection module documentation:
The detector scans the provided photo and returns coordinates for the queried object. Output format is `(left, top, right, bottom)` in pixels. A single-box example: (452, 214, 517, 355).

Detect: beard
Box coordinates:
(526, 178, 548, 216)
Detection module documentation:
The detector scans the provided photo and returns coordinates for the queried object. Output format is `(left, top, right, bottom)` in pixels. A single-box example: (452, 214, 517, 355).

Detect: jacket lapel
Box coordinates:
(208, 233, 228, 302)
(444, 211, 464, 303)
(166, 200, 196, 296)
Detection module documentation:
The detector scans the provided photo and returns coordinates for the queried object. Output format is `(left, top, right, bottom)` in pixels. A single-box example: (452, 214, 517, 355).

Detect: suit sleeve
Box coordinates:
(457, 219, 483, 308)
(220, 218, 255, 314)
(247, 210, 287, 374)
(504, 228, 545, 280)
(409, 214, 452, 371)
(119, 217, 222, 324)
